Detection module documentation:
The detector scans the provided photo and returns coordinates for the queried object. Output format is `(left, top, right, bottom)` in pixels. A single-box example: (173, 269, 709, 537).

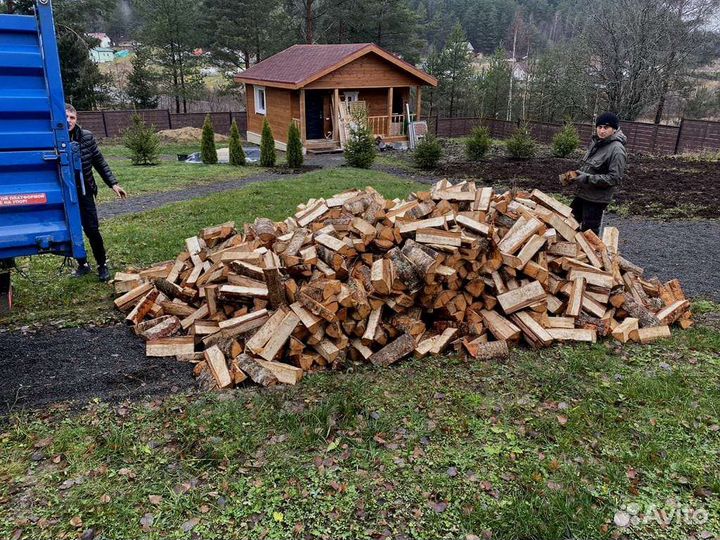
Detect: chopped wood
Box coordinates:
(467, 339, 509, 360)
(497, 280, 546, 314)
(630, 325, 671, 344)
(369, 333, 415, 367)
(146, 336, 195, 357)
(236, 354, 279, 386)
(114, 180, 692, 391)
(612, 317, 639, 343)
(204, 346, 232, 388)
(254, 359, 304, 385)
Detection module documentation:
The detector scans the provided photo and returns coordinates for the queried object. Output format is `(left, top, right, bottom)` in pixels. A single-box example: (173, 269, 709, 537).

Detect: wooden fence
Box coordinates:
(425, 116, 720, 155)
(77, 109, 248, 139)
(79, 108, 720, 155)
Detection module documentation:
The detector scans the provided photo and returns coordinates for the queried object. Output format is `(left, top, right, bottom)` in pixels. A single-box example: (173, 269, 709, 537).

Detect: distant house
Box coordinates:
(235, 43, 438, 153)
(88, 32, 112, 48)
(90, 47, 115, 64)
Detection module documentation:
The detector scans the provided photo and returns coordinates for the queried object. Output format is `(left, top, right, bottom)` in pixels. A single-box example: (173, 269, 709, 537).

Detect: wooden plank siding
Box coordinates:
(305, 53, 427, 89)
(247, 85, 294, 144)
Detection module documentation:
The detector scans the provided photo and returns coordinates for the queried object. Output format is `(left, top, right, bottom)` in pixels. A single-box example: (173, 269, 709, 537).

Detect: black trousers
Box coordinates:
(570, 197, 608, 235)
(76, 191, 107, 267)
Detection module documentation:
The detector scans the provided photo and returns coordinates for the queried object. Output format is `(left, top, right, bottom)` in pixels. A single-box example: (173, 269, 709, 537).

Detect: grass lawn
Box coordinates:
(0, 164, 719, 539)
(0, 317, 718, 539)
(94, 143, 265, 204)
(0, 168, 425, 328)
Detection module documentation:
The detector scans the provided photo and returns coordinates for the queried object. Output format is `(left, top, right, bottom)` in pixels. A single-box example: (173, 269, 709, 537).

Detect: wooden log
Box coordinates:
(254, 217, 277, 245)
(546, 328, 597, 343)
(612, 317, 639, 343)
(511, 311, 553, 348)
(245, 308, 288, 354)
(429, 327, 458, 355)
(516, 234, 546, 268)
(455, 214, 490, 236)
(630, 325, 671, 344)
(114, 282, 154, 312)
(472, 187, 493, 212)
(219, 284, 269, 300)
(204, 346, 233, 388)
(259, 311, 300, 361)
(468, 340, 509, 360)
(141, 316, 181, 341)
(263, 267, 287, 309)
(398, 216, 448, 235)
(481, 309, 521, 341)
(125, 289, 159, 326)
(415, 228, 462, 247)
(369, 333, 415, 367)
(497, 217, 543, 255)
(655, 299, 690, 325)
(236, 353, 279, 386)
(254, 359, 304, 385)
(623, 294, 661, 328)
(531, 189, 573, 218)
(371, 258, 395, 295)
(218, 309, 269, 331)
(146, 336, 195, 357)
(497, 280, 546, 315)
(574, 232, 603, 269)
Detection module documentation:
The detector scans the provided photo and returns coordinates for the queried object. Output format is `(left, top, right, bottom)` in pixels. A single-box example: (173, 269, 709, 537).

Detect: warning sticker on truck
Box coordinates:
(0, 193, 48, 206)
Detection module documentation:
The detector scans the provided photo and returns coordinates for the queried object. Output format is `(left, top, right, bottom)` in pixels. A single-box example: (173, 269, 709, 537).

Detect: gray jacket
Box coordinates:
(576, 130, 627, 204)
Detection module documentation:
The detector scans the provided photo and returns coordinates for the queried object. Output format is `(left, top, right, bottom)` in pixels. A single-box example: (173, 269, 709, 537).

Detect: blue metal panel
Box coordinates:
(0, 1, 86, 262)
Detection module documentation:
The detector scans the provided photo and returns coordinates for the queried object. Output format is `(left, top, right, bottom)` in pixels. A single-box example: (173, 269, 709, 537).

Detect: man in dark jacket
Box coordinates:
(571, 112, 627, 234)
(65, 104, 127, 282)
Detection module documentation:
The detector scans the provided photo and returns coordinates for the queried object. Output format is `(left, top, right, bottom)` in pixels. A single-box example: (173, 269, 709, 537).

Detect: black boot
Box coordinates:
(73, 262, 92, 278)
(98, 264, 111, 282)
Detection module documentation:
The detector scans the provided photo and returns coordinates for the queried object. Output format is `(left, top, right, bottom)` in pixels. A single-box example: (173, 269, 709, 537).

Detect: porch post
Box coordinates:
(416, 86, 422, 121)
(334, 88, 340, 141)
(300, 89, 306, 143)
(387, 87, 393, 136)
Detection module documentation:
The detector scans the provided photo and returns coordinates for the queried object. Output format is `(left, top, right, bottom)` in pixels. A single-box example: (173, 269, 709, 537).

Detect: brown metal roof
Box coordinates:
(235, 43, 438, 89)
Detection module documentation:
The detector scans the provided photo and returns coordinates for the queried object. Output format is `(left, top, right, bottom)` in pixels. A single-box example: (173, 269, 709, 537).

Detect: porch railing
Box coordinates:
(367, 114, 416, 137)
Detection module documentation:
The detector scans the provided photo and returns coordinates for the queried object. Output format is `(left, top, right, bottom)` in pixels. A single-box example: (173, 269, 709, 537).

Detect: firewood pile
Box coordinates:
(113, 180, 693, 390)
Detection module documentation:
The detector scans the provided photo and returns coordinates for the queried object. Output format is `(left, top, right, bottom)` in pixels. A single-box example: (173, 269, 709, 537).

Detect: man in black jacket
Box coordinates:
(571, 112, 627, 234)
(65, 104, 127, 282)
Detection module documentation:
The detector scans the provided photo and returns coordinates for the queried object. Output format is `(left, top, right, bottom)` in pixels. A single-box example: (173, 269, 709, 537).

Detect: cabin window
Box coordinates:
(343, 91, 359, 102)
(254, 86, 267, 114)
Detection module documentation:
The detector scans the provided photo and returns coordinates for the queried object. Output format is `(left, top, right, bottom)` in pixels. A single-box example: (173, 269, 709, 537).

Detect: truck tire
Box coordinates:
(0, 271, 11, 315)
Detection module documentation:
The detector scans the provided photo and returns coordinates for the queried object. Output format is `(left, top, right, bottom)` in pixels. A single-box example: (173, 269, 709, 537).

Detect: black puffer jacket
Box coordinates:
(69, 125, 117, 197)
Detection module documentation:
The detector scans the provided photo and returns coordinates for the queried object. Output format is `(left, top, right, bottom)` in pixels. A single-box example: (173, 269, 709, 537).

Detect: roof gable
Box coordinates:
(235, 43, 437, 89)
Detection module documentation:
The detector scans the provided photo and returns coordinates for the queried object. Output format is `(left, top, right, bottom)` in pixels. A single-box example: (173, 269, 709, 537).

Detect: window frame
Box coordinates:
(254, 86, 267, 115)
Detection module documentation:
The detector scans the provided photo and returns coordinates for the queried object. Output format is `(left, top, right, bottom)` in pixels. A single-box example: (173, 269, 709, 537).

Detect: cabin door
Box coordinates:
(306, 91, 325, 139)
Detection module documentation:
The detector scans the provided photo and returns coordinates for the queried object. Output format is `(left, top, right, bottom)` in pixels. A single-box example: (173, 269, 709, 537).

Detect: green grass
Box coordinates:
(0, 168, 426, 328)
(95, 144, 264, 204)
(1, 321, 718, 539)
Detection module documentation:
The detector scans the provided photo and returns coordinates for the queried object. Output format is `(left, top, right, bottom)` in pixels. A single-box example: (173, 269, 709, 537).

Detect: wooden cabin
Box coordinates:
(235, 43, 438, 153)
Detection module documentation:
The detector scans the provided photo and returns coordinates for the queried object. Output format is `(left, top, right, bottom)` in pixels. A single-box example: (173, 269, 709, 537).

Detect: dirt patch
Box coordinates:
(385, 141, 720, 218)
(157, 127, 229, 144)
(0, 325, 194, 413)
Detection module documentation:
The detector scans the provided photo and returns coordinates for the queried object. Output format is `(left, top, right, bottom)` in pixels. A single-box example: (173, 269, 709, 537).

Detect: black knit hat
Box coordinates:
(596, 112, 619, 129)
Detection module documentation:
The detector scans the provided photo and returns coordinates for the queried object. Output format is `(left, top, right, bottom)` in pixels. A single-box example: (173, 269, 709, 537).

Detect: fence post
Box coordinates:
(674, 118, 684, 155)
(166, 109, 172, 130)
(101, 111, 109, 138)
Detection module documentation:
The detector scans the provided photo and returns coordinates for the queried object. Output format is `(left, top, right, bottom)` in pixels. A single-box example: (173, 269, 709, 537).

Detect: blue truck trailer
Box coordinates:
(0, 0, 86, 313)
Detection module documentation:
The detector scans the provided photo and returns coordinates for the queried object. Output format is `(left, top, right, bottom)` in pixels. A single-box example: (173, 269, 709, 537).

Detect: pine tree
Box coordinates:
(123, 114, 161, 166)
(201, 114, 218, 164)
(286, 121, 303, 169)
(228, 119, 246, 166)
(260, 118, 277, 167)
(127, 47, 159, 109)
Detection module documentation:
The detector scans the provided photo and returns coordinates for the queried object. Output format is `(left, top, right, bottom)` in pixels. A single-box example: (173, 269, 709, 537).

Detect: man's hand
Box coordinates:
(574, 171, 589, 184)
(113, 185, 127, 199)
(559, 170, 578, 186)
